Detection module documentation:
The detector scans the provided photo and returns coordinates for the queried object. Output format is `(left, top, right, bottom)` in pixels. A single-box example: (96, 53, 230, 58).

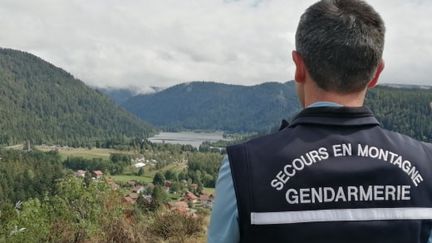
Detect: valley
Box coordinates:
(1, 47, 432, 242)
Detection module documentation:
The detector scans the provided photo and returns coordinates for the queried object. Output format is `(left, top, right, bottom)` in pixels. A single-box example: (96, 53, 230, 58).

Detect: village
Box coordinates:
(74, 168, 215, 217)
(10, 140, 221, 219)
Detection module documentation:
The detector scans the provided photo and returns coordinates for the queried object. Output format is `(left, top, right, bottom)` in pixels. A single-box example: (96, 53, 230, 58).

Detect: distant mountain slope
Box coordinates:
(380, 83, 432, 90)
(124, 81, 300, 132)
(0, 48, 153, 145)
(122, 80, 432, 142)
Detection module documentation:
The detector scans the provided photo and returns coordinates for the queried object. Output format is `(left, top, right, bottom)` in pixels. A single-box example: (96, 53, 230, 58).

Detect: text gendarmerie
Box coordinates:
(286, 185, 411, 205)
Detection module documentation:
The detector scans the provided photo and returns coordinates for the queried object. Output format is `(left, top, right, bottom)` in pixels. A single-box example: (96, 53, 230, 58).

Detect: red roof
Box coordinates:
(168, 201, 189, 213)
(123, 196, 135, 204)
(185, 191, 198, 201)
(200, 194, 210, 201)
(93, 170, 103, 176)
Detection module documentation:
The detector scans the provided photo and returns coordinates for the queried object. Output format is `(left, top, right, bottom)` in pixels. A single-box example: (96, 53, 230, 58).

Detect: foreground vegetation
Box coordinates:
(0, 140, 225, 242)
(0, 175, 208, 243)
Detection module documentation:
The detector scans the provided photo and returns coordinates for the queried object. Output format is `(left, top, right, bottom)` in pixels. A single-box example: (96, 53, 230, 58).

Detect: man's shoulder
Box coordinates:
(378, 126, 432, 151)
(228, 124, 432, 155)
(227, 129, 290, 151)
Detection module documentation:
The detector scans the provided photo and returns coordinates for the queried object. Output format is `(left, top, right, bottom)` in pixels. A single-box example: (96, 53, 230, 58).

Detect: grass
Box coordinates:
(110, 175, 153, 184)
(112, 162, 187, 184)
(35, 145, 135, 160)
(142, 163, 187, 178)
(4, 144, 25, 150)
(203, 187, 215, 195)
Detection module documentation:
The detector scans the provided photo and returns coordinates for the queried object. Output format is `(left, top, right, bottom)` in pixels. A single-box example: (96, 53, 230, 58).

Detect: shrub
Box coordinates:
(149, 211, 204, 242)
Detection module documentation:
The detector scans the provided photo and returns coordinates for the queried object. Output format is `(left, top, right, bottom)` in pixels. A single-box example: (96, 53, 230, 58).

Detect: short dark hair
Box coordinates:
(295, 0, 385, 93)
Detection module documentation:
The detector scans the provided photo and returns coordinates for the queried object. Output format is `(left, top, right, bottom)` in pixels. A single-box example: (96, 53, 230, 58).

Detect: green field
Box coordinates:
(143, 163, 187, 177)
(6, 144, 216, 196)
(35, 145, 135, 160)
(110, 174, 153, 184)
(113, 163, 187, 184)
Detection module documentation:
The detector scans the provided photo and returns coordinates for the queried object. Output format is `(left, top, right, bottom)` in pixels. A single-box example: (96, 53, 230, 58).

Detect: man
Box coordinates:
(208, 0, 432, 242)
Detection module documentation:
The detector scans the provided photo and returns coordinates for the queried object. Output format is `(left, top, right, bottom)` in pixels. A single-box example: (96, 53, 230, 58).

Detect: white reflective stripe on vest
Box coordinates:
(251, 207, 432, 225)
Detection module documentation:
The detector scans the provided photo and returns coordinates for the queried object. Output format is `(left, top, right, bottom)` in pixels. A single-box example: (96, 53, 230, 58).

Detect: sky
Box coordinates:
(0, 0, 431, 92)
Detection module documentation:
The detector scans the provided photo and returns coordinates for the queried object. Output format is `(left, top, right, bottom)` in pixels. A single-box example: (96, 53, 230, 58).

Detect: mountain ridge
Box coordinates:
(123, 81, 301, 133)
(115, 81, 432, 142)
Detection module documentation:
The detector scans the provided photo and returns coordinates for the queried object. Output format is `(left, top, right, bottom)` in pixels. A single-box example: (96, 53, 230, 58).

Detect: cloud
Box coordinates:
(0, 0, 431, 91)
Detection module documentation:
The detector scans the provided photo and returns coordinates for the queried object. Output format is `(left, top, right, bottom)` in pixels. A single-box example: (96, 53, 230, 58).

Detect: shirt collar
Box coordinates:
(289, 106, 381, 128)
(307, 101, 343, 108)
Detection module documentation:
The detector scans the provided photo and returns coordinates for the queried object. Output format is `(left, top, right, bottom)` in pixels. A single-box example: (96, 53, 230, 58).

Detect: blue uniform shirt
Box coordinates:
(208, 102, 432, 243)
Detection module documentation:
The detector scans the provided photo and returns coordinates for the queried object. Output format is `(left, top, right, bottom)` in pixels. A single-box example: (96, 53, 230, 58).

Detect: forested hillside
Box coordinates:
(0, 48, 153, 146)
(366, 86, 432, 142)
(124, 81, 300, 132)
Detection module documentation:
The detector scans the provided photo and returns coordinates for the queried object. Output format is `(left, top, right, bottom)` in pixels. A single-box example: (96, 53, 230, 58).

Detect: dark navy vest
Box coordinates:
(227, 106, 432, 243)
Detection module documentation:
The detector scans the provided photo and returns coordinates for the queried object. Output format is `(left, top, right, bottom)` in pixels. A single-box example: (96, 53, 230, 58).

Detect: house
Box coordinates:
(123, 196, 135, 204)
(122, 193, 140, 204)
(168, 201, 189, 214)
(199, 193, 210, 202)
(132, 156, 146, 163)
(184, 191, 198, 203)
(92, 170, 104, 179)
(74, 170, 86, 177)
(132, 185, 145, 194)
(122, 192, 142, 205)
(133, 162, 146, 168)
(200, 193, 214, 208)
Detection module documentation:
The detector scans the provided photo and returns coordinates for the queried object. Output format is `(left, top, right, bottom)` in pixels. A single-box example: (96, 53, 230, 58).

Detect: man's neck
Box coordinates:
(304, 83, 367, 107)
(305, 95, 365, 107)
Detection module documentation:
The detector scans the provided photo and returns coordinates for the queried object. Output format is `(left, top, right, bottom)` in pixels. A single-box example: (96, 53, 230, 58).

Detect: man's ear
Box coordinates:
(292, 51, 306, 83)
(368, 60, 385, 89)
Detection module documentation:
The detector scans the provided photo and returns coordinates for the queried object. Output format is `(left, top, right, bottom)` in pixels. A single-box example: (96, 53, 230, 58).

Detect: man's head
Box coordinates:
(293, 0, 385, 106)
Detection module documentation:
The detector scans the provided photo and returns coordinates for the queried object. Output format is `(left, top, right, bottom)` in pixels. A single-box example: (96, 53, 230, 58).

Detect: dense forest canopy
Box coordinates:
(366, 86, 432, 142)
(0, 48, 154, 146)
(0, 150, 64, 204)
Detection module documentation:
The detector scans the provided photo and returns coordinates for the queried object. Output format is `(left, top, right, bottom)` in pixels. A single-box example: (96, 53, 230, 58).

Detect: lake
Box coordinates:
(148, 131, 228, 148)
